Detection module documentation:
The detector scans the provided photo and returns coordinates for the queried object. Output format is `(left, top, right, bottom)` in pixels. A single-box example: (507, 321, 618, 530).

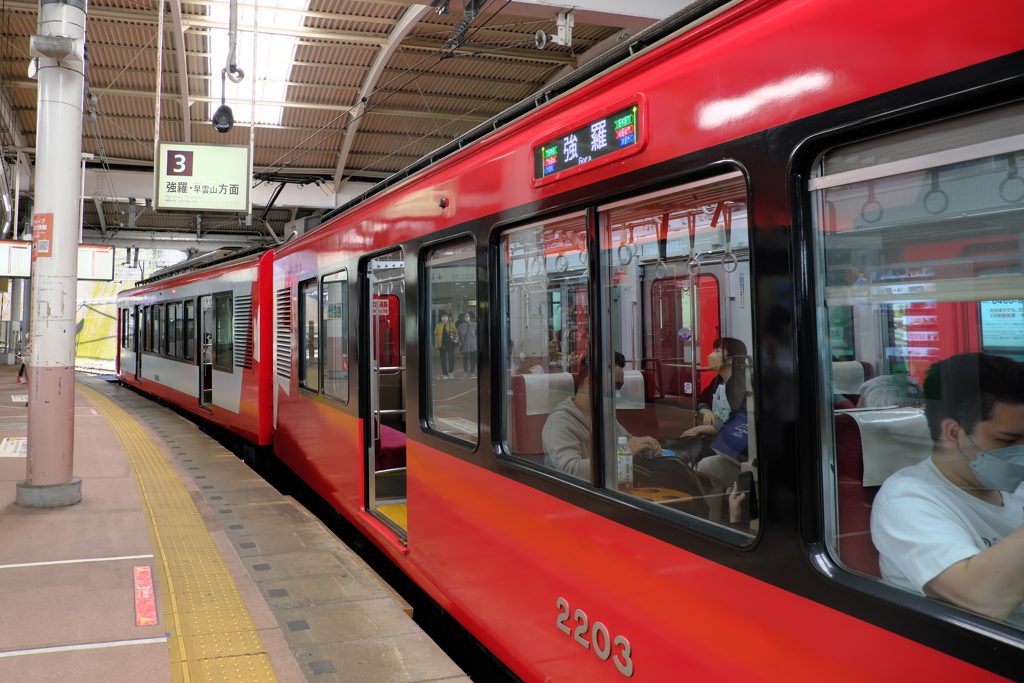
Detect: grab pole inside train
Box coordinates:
(15, 0, 88, 508)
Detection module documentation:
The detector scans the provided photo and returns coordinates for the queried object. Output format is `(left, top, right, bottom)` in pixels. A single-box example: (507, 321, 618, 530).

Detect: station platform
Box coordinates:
(0, 370, 470, 683)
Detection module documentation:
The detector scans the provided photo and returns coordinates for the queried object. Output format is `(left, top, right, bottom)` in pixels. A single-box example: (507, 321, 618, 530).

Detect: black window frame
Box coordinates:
(421, 236, 481, 447)
(321, 269, 350, 404)
(298, 277, 320, 393)
(213, 292, 234, 372)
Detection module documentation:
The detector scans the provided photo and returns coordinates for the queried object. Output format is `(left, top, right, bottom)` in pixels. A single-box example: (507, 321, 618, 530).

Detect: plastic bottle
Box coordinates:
(616, 436, 633, 493)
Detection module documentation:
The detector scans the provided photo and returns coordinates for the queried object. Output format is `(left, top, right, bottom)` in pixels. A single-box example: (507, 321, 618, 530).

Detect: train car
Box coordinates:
(114, 0, 1024, 680)
(116, 248, 274, 447)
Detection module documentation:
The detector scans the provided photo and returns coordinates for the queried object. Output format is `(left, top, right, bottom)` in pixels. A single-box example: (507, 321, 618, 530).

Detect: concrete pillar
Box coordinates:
(16, 0, 88, 508)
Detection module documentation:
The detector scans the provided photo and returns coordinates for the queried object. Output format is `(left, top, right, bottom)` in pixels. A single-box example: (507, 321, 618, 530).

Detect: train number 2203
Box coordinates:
(556, 597, 634, 677)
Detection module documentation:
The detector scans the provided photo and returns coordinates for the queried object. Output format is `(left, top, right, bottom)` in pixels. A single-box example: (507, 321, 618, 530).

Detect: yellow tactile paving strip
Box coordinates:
(77, 383, 278, 683)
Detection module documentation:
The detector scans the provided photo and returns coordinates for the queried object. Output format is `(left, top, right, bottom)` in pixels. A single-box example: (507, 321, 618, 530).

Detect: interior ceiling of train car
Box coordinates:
(0, 0, 678, 254)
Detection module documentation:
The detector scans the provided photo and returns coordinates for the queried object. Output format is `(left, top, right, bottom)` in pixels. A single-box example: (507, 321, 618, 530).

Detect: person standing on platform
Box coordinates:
(458, 312, 478, 377)
(16, 332, 30, 384)
(434, 313, 459, 379)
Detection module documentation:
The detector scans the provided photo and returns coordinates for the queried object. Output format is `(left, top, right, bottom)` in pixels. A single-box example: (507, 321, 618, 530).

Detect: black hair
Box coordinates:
(713, 337, 748, 410)
(922, 352, 1024, 440)
(576, 351, 626, 391)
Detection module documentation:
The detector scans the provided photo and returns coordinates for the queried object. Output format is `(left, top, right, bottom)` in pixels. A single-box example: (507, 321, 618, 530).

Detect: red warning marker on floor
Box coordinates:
(133, 565, 158, 626)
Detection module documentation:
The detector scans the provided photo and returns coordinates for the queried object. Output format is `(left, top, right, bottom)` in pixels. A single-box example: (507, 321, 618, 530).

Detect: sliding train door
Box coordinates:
(361, 250, 408, 539)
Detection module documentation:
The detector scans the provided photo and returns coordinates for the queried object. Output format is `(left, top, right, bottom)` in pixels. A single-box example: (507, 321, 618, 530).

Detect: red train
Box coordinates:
(118, 0, 1024, 679)
(118, 248, 274, 447)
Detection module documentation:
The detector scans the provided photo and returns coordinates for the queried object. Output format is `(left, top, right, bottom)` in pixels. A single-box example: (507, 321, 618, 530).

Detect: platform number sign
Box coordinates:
(156, 142, 250, 213)
(166, 150, 194, 176)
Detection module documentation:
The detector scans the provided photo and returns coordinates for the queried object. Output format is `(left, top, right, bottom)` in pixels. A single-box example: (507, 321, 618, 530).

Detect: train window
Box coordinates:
(597, 173, 756, 534)
(322, 270, 349, 402)
(154, 304, 165, 355)
(122, 308, 134, 350)
(500, 213, 590, 472)
(143, 306, 152, 352)
(184, 300, 195, 361)
(175, 303, 185, 358)
(812, 102, 1024, 629)
(167, 303, 179, 358)
(424, 239, 478, 445)
(214, 293, 233, 370)
(299, 279, 320, 392)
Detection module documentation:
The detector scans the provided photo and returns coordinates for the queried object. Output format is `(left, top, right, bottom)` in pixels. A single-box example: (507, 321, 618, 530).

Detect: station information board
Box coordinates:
(0, 241, 115, 281)
(534, 104, 639, 180)
(156, 142, 251, 213)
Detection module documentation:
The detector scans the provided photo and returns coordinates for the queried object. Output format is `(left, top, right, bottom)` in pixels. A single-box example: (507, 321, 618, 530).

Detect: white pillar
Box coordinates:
(17, 0, 87, 508)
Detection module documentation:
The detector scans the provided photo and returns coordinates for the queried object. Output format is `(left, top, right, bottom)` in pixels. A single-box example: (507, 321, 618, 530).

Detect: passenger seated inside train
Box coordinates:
(855, 373, 922, 408)
(681, 337, 749, 486)
(542, 352, 661, 478)
(870, 353, 1024, 628)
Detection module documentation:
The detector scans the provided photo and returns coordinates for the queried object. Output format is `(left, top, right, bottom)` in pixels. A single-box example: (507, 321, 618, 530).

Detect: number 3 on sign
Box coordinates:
(556, 597, 634, 677)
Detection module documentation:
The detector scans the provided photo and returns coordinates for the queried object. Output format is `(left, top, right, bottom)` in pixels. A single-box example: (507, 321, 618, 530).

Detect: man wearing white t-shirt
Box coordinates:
(871, 352, 1024, 627)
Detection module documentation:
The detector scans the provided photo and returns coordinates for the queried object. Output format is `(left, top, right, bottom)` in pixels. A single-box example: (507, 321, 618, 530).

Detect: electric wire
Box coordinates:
(258, 0, 514, 176)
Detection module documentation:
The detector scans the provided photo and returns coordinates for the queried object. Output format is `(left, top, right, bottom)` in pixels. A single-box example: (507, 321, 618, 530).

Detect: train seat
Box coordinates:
(376, 424, 406, 471)
(832, 360, 875, 402)
(834, 407, 930, 578)
(509, 372, 576, 462)
(616, 370, 662, 441)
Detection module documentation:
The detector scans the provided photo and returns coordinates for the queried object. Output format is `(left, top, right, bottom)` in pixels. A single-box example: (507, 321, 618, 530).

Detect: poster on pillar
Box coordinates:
(155, 142, 251, 213)
(32, 213, 52, 261)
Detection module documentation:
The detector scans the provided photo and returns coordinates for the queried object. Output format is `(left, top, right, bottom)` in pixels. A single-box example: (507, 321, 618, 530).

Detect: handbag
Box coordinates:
(710, 412, 748, 462)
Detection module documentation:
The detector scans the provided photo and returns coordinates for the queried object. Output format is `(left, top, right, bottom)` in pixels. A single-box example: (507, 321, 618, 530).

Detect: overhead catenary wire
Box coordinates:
(318, 0, 733, 225)
(258, 0, 512, 175)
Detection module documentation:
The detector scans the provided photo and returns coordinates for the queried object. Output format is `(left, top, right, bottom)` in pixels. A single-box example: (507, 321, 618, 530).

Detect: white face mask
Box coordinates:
(441, 316, 448, 322)
(962, 436, 1024, 492)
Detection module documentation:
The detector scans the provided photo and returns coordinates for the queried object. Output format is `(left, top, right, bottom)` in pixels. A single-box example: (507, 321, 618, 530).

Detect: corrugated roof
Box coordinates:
(0, 0, 658, 244)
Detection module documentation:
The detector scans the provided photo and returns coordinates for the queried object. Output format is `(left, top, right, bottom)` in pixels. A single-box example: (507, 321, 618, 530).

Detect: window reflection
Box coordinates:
(424, 239, 479, 445)
(816, 102, 1024, 629)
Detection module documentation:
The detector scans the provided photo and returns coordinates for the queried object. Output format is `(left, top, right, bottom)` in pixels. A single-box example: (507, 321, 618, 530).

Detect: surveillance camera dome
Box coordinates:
(212, 104, 234, 133)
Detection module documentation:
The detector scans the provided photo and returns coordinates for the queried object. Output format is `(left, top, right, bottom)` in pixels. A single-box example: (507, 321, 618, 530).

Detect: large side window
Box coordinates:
(322, 270, 349, 402)
(424, 239, 478, 445)
(144, 306, 152, 352)
(813, 102, 1024, 629)
(299, 279, 320, 392)
(598, 173, 756, 534)
(501, 214, 590, 469)
(214, 293, 233, 370)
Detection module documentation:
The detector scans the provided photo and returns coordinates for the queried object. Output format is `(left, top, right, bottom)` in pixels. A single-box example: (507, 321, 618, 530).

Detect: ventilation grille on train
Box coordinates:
(275, 287, 292, 379)
(234, 295, 254, 369)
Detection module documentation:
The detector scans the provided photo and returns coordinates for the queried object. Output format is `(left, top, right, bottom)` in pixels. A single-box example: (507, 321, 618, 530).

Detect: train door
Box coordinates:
(361, 250, 407, 538)
(199, 295, 213, 407)
(646, 273, 720, 405)
(134, 305, 142, 377)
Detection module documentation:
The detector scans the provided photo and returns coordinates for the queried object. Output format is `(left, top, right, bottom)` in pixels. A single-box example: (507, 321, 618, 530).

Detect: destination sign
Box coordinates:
(534, 104, 639, 180)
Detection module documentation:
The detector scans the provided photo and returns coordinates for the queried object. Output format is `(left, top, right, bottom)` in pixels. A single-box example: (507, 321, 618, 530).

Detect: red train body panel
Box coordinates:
(120, 0, 1024, 679)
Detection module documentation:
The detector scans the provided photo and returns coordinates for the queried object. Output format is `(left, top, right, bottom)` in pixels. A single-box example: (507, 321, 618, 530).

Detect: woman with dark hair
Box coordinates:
(682, 337, 749, 483)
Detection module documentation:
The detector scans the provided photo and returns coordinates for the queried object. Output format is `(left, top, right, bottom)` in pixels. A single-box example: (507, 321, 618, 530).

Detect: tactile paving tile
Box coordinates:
(77, 383, 279, 683)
